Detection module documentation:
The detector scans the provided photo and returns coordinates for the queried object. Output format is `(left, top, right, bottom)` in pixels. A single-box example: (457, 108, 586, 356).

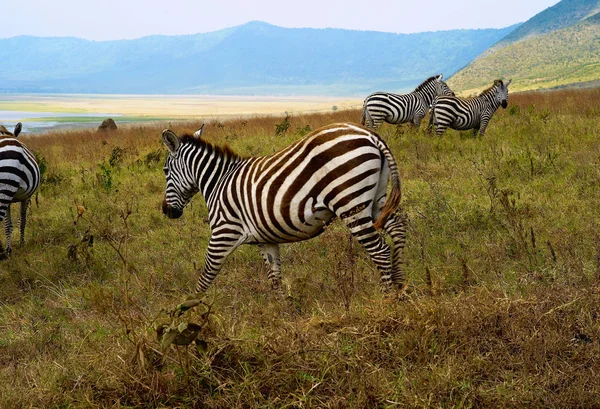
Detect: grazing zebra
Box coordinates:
(162, 122, 407, 296)
(429, 79, 512, 137)
(361, 74, 454, 131)
(0, 122, 40, 259)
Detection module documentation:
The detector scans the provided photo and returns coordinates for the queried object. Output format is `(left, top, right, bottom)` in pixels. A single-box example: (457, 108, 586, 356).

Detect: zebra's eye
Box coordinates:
(163, 167, 168, 175)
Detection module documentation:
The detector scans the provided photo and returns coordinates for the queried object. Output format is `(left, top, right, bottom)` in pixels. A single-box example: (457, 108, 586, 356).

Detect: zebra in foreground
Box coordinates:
(0, 122, 40, 259)
(162, 122, 407, 296)
(361, 74, 454, 131)
(429, 79, 512, 137)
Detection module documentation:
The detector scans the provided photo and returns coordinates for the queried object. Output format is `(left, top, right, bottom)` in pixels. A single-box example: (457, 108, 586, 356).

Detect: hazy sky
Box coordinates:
(4, 0, 561, 41)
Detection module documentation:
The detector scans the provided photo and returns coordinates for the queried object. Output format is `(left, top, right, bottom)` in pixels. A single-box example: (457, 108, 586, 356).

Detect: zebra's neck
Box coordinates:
(478, 87, 501, 109)
(414, 84, 437, 104)
(193, 147, 244, 202)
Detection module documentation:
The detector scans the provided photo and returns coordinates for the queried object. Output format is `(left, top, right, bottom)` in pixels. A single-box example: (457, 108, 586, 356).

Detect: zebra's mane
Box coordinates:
(0, 125, 12, 136)
(414, 76, 440, 92)
(181, 133, 243, 159)
(478, 80, 503, 97)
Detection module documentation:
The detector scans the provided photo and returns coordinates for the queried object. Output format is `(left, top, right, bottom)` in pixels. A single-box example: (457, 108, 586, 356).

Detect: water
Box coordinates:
(0, 111, 123, 134)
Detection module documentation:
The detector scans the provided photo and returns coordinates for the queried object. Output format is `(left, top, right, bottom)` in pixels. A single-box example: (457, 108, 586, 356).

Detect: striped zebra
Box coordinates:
(361, 74, 454, 131)
(162, 122, 407, 296)
(0, 122, 40, 259)
(429, 79, 512, 137)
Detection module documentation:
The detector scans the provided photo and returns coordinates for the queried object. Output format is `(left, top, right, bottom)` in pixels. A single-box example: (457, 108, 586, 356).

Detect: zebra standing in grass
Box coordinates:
(361, 74, 454, 131)
(162, 122, 407, 296)
(429, 79, 512, 137)
(0, 122, 40, 259)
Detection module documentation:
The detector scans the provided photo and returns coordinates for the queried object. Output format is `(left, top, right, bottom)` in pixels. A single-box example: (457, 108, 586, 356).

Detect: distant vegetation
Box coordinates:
(0, 21, 516, 95)
(495, 0, 600, 47)
(1, 88, 599, 407)
(449, 0, 600, 93)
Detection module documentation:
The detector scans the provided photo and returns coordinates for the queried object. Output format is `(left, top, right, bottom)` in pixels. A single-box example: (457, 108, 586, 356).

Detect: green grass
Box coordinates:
(1, 89, 600, 408)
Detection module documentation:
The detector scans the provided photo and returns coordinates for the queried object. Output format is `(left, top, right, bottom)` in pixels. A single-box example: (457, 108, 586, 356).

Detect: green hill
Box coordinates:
(449, 12, 600, 93)
(497, 0, 600, 46)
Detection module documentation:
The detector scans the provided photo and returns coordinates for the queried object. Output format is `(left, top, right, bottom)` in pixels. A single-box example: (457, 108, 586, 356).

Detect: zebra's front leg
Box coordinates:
(194, 234, 244, 294)
(19, 199, 30, 247)
(258, 243, 284, 296)
(4, 205, 13, 256)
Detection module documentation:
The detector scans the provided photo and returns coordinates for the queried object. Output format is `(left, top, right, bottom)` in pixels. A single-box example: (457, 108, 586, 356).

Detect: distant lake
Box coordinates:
(0, 111, 123, 134)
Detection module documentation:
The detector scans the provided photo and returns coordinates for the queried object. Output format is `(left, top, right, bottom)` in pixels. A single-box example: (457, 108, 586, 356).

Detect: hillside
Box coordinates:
(0, 21, 517, 95)
(448, 11, 600, 93)
(496, 0, 600, 46)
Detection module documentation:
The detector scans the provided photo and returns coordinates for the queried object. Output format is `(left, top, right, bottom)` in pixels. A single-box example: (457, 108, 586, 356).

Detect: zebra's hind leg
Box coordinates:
(4, 205, 12, 256)
(435, 125, 448, 137)
(19, 199, 30, 247)
(340, 209, 393, 291)
(258, 243, 284, 296)
(382, 212, 408, 289)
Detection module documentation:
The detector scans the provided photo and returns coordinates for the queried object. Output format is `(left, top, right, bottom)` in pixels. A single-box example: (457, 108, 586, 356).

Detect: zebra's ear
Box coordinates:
(436, 74, 443, 81)
(14, 122, 22, 137)
(505, 79, 512, 87)
(162, 129, 181, 155)
(193, 123, 205, 138)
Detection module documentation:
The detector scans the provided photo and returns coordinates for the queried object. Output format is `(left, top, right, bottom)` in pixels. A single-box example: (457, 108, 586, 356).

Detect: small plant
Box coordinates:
(97, 162, 113, 192)
(295, 124, 312, 137)
(275, 114, 291, 136)
(109, 146, 127, 168)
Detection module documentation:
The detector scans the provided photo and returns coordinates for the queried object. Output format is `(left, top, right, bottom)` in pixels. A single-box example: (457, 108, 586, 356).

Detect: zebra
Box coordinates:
(0, 122, 40, 259)
(162, 122, 407, 296)
(429, 79, 512, 137)
(361, 74, 454, 131)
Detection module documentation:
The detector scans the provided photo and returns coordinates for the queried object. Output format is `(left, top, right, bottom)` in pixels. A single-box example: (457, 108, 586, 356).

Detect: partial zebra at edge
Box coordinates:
(0, 122, 40, 259)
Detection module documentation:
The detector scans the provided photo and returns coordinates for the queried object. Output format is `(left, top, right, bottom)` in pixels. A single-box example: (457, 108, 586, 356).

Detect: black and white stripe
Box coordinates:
(429, 79, 512, 137)
(361, 74, 454, 131)
(0, 123, 40, 259)
(162, 122, 407, 295)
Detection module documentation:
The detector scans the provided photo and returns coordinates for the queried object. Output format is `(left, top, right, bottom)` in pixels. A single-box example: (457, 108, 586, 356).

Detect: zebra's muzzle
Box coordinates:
(162, 199, 183, 219)
(501, 100, 508, 109)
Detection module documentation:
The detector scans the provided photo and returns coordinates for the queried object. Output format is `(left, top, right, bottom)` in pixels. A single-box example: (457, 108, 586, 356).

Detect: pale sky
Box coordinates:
(3, 0, 561, 41)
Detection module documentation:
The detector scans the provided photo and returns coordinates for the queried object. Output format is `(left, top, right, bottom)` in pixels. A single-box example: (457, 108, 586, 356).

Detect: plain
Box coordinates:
(0, 88, 599, 408)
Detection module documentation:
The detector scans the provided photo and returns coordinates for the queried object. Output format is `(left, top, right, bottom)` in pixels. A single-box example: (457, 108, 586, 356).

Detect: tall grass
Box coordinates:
(1, 88, 599, 408)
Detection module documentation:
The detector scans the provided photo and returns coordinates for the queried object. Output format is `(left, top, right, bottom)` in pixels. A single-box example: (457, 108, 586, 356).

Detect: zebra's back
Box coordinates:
(212, 123, 394, 244)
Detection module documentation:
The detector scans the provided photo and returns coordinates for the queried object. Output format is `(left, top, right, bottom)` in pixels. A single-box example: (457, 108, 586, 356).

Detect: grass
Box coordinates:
(1, 87, 600, 408)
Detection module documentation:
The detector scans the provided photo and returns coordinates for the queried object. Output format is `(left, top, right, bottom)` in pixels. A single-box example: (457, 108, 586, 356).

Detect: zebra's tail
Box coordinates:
(373, 138, 402, 230)
(361, 102, 372, 127)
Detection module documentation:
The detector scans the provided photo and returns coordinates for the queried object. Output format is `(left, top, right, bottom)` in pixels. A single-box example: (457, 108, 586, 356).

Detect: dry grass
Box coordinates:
(1, 89, 600, 408)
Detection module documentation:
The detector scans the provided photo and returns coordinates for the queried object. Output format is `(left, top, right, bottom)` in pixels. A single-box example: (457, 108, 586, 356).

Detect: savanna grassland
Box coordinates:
(1, 88, 600, 408)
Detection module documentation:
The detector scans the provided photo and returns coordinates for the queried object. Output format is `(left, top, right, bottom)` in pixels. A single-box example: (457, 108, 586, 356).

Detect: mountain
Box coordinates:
(449, 0, 600, 93)
(0, 21, 517, 95)
(495, 0, 600, 46)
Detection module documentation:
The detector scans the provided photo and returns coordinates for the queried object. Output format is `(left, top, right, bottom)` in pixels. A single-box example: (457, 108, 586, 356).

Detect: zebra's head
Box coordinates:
(495, 79, 512, 109)
(0, 122, 22, 138)
(161, 125, 204, 219)
(434, 74, 455, 97)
